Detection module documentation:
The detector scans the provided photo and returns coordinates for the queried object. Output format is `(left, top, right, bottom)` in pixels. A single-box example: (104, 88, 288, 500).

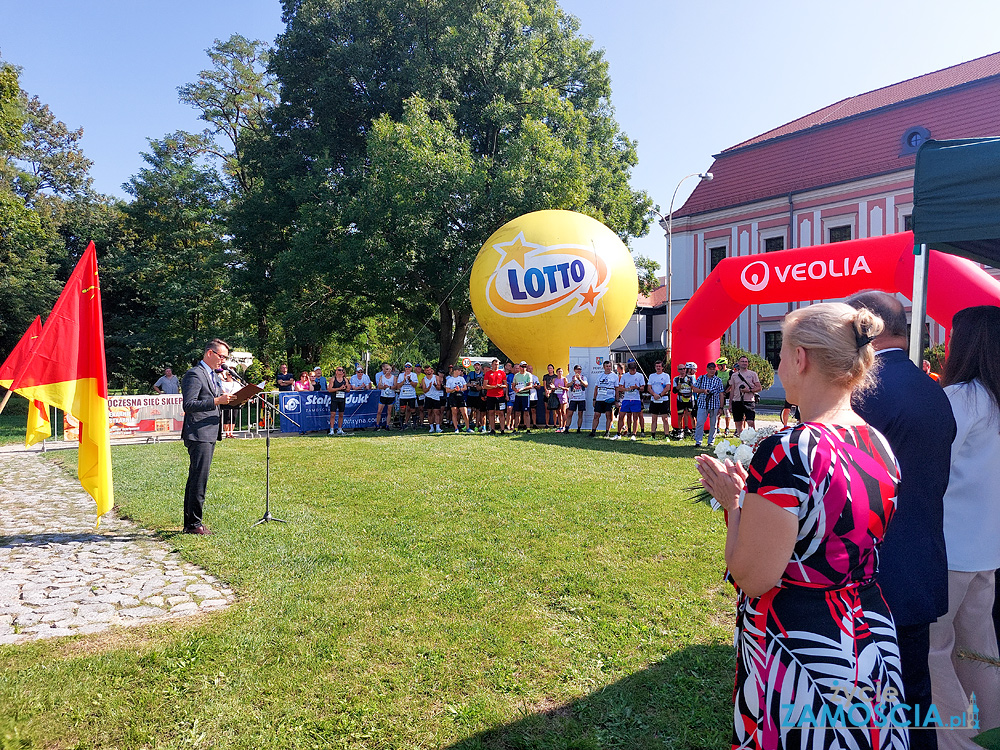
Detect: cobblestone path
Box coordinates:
(0, 451, 234, 645)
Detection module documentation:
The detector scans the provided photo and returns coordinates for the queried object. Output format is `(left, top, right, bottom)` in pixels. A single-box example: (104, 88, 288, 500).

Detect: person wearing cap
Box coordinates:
(526, 364, 541, 429)
(395, 362, 420, 429)
(374, 362, 396, 430)
(714, 357, 733, 437)
(612, 359, 645, 441)
(729, 355, 761, 434)
(349, 365, 372, 391)
(483, 358, 508, 434)
(589, 360, 618, 437)
(672, 362, 695, 438)
(311, 366, 328, 392)
(686, 362, 700, 434)
(691, 361, 724, 447)
(567, 364, 588, 433)
(511, 361, 533, 433)
(647, 360, 671, 440)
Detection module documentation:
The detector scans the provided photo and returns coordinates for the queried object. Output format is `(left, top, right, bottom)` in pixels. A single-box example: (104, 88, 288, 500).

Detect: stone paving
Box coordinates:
(0, 450, 234, 645)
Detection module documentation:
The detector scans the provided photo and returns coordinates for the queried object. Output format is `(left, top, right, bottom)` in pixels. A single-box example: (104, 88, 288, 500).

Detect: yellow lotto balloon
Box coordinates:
(470, 210, 639, 372)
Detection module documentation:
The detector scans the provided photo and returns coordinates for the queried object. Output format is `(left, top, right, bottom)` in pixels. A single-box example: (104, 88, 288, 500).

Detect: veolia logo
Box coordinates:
(486, 232, 610, 318)
(740, 255, 874, 291)
(741, 260, 770, 292)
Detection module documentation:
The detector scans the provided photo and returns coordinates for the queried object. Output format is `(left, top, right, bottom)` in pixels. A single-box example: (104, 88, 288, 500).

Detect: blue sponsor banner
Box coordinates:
(343, 391, 378, 429)
(278, 391, 378, 432)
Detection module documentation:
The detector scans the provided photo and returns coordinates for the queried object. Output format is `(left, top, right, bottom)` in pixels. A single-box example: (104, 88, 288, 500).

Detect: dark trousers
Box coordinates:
(898, 622, 937, 750)
(184, 439, 215, 529)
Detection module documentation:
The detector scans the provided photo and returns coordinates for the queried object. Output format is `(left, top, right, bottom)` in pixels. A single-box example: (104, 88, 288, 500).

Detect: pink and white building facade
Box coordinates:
(619, 52, 1000, 394)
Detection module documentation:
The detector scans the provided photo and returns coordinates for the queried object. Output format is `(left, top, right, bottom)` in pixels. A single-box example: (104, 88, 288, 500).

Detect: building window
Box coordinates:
(903, 214, 913, 231)
(645, 314, 653, 344)
(710, 246, 726, 270)
(764, 331, 782, 371)
(828, 225, 852, 243)
(764, 236, 785, 253)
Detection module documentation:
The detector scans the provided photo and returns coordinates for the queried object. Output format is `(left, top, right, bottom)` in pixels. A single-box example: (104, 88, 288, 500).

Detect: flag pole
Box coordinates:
(0, 388, 13, 416)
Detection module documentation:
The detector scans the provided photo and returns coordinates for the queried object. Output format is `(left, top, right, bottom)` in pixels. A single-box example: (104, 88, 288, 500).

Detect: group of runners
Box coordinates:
(326, 355, 762, 441)
(362, 358, 589, 435)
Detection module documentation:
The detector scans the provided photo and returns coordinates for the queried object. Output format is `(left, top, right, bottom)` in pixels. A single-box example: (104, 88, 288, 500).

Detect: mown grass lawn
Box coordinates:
(1, 430, 736, 750)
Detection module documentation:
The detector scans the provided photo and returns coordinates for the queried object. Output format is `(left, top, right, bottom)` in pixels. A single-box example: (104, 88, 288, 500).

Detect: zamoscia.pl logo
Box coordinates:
(781, 684, 979, 731)
(486, 232, 610, 318)
(740, 255, 874, 292)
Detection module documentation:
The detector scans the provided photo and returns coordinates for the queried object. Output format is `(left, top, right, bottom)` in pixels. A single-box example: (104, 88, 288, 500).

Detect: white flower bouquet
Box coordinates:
(689, 424, 780, 509)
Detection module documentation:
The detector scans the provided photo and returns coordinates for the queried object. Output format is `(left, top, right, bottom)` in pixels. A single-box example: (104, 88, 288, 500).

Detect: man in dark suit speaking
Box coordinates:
(848, 291, 955, 750)
(181, 338, 236, 535)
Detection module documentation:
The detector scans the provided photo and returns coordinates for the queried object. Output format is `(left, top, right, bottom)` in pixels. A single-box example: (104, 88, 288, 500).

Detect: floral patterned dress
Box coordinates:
(734, 423, 908, 750)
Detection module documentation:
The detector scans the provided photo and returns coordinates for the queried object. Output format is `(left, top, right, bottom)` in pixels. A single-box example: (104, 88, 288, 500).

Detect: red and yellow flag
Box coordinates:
(0, 316, 51, 445)
(10, 242, 113, 522)
(0, 315, 43, 389)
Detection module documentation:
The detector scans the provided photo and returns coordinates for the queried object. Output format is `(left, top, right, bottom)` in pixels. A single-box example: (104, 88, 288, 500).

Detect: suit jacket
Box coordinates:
(182, 362, 223, 443)
(852, 349, 956, 627)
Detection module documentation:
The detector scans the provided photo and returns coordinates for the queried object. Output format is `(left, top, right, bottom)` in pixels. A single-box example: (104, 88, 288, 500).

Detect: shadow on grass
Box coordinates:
(448, 644, 734, 750)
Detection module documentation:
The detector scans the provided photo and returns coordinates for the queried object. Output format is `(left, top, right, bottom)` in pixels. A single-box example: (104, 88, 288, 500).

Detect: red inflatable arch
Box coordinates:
(673, 230, 1000, 384)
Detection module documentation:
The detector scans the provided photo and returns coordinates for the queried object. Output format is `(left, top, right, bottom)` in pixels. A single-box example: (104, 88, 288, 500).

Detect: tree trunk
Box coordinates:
(438, 301, 470, 367)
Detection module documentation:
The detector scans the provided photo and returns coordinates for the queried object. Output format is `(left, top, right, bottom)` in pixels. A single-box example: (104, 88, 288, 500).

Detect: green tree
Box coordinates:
(0, 60, 25, 155)
(176, 34, 279, 194)
(0, 190, 60, 356)
(119, 135, 233, 375)
(250, 0, 652, 366)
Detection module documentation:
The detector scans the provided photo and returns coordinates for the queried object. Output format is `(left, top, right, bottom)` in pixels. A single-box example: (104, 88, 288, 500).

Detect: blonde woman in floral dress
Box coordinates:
(697, 303, 908, 750)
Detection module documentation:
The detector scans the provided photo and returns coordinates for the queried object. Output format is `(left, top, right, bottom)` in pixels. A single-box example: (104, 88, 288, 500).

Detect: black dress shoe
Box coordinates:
(183, 524, 212, 535)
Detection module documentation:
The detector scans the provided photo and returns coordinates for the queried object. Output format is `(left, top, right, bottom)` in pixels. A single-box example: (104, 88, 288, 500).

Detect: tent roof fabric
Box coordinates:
(913, 138, 1000, 268)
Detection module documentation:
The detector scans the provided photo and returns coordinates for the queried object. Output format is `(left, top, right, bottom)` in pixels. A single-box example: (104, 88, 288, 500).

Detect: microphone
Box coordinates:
(221, 363, 248, 385)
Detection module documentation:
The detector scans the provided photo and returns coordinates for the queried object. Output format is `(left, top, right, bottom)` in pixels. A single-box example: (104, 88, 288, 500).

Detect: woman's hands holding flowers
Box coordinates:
(695, 455, 748, 513)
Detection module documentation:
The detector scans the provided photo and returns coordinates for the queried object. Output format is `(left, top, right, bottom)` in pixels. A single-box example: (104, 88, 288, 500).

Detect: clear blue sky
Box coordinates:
(4, 0, 1000, 269)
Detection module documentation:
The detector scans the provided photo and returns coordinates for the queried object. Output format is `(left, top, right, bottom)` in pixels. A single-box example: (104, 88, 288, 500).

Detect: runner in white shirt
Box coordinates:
(422, 365, 445, 433)
(526, 365, 541, 429)
(612, 359, 645, 441)
(446, 366, 473, 433)
(589, 360, 618, 438)
(646, 360, 671, 440)
(375, 363, 396, 430)
(567, 364, 588, 433)
(349, 365, 373, 390)
(396, 362, 420, 430)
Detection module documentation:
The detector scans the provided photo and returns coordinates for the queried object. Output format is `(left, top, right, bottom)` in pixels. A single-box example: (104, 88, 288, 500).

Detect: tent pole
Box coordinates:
(908, 243, 929, 366)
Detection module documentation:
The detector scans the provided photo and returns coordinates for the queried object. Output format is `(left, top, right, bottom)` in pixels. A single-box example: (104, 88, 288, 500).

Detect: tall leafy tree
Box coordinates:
(0, 59, 61, 358)
(249, 0, 652, 365)
(177, 34, 279, 194)
(119, 135, 232, 372)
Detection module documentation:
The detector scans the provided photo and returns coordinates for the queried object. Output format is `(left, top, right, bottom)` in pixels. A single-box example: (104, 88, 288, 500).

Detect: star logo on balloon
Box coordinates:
(485, 232, 610, 317)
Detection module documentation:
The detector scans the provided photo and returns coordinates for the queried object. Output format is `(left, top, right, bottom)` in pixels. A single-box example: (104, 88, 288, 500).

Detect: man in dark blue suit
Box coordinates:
(181, 339, 236, 535)
(848, 291, 955, 750)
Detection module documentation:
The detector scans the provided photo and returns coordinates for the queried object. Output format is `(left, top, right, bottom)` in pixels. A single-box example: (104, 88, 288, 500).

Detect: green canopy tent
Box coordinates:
(908, 137, 1000, 361)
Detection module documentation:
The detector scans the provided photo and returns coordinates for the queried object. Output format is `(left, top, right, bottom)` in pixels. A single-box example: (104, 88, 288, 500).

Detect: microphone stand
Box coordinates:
(223, 366, 295, 527)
